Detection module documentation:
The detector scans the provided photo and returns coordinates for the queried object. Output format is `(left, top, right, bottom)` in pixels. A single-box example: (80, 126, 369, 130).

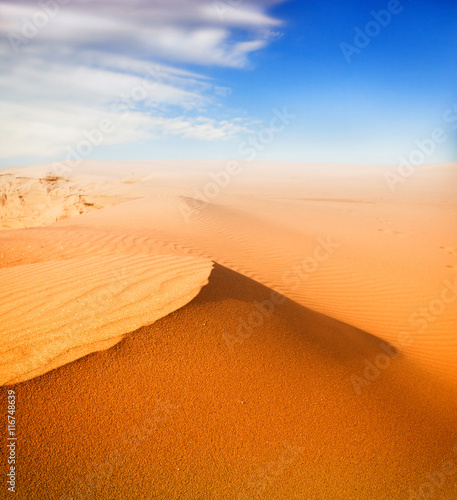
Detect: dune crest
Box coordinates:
(8, 264, 457, 499)
(2, 161, 456, 383)
(0, 254, 212, 384)
(1, 161, 456, 498)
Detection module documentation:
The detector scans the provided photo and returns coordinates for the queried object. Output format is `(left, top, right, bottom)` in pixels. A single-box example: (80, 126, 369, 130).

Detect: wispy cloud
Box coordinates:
(1, 0, 282, 66)
(0, 0, 285, 161)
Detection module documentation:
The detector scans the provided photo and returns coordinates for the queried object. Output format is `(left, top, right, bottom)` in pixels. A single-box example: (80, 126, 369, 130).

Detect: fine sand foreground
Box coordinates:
(1, 160, 457, 499)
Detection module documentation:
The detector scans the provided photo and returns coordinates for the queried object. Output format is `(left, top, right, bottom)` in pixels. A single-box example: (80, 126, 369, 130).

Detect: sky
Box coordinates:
(0, 0, 456, 168)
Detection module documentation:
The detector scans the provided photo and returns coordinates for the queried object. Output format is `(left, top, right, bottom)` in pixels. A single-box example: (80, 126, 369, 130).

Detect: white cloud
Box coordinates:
(1, 0, 284, 67)
(0, 0, 286, 161)
(201, 2, 282, 27)
(0, 97, 255, 158)
(149, 116, 254, 141)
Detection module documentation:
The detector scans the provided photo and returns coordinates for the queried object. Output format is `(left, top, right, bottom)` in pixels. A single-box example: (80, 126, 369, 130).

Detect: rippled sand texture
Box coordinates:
(1, 160, 456, 499)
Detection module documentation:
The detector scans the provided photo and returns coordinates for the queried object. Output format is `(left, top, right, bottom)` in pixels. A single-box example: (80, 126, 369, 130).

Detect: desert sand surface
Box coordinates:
(1, 160, 457, 499)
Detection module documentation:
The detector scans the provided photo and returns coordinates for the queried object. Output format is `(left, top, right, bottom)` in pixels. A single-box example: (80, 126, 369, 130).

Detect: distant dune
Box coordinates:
(1, 160, 456, 498)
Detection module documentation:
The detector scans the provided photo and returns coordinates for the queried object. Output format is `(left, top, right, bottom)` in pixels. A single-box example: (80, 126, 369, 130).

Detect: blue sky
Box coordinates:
(0, 0, 456, 168)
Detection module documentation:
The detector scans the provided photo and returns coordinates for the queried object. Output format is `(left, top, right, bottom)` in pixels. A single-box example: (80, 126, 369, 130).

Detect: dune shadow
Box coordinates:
(194, 262, 400, 364)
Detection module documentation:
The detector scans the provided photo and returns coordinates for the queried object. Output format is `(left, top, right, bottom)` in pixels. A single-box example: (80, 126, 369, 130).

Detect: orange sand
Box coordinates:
(1, 160, 457, 499)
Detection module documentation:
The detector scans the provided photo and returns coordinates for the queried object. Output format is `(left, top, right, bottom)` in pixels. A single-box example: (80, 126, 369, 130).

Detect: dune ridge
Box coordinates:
(1, 162, 456, 383)
(5, 264, 457, 499)
(0, 253, 212, 384)
(1, 161, 456, 498)
(36, 188, 457, 383)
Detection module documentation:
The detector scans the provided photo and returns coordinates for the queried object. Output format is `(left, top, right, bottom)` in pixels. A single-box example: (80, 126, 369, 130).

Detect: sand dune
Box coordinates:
(4, 264, 457, 499)
(1, 161, 456, 498)
(0, 253, 212, 384)
(33, 184, 456, 383)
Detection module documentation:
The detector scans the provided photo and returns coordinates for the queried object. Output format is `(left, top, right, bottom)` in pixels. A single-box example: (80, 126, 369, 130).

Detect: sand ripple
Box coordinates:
(0, 254, 212, 384)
